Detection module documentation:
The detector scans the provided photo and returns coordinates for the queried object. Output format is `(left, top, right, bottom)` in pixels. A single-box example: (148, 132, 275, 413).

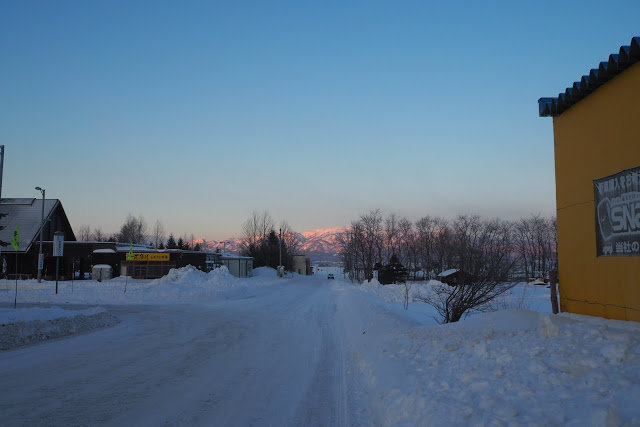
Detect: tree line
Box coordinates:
(239, 210, 301, 270)
(77, 211, 304, 267)
(338, 209, 557, 283)
(76, 214, 202, 250)
(338, 209, 558, 323)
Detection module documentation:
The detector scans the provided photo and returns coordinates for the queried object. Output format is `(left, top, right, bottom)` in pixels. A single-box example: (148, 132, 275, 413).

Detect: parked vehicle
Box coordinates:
(327, 273, 334, 280)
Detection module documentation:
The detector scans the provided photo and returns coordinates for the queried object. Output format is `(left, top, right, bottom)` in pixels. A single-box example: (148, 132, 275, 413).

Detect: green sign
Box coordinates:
(11, 226, 19, 251)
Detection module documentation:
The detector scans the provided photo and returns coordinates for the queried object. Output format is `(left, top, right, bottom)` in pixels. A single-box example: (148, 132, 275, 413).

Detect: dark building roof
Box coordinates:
(538, 36, 640, 117)
(0, 198, 75, 253)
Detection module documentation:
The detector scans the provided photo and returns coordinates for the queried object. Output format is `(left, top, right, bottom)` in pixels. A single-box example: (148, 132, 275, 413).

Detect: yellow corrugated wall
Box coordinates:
(552, 62, 640, 321)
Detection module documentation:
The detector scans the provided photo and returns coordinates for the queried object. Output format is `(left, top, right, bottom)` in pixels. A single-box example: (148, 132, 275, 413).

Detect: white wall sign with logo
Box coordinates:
(594, 166, 640, 256)
(53, 231, 64, 257)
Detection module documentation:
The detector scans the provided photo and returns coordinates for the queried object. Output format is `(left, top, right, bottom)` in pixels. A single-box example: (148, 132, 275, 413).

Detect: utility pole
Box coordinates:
(550, 269, 559, 314)
(35, 187, 45, 283)
(278, 228, 283, 277)
(279, 228, 282, 268)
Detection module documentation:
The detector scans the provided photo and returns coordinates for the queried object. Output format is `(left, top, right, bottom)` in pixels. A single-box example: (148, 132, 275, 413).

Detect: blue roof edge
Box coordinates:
(538, 36, 640, 117)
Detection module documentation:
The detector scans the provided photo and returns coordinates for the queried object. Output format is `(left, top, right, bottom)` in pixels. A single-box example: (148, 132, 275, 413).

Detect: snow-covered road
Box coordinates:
(1, 279, 373, 426)
(2, 270, 639, 426)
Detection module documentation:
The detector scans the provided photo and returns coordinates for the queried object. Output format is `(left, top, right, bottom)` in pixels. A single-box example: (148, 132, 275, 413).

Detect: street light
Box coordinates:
(35, 187, 45, 283)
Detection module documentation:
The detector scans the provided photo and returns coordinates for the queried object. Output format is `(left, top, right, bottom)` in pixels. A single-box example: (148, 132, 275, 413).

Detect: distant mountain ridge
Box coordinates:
(192, 227, 346, 262)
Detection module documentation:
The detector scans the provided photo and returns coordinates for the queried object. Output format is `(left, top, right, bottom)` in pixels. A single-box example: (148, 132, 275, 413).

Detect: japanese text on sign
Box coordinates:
(128, 253, 170, 262)
(594, 166, 640, 257)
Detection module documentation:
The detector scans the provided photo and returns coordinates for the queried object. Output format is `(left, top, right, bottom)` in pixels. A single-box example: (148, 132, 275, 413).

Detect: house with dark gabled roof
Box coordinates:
(0, 198, 75, 278)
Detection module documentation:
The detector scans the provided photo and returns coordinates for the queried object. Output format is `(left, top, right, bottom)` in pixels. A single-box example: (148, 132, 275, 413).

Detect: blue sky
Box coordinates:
(1, 1, 638, 240)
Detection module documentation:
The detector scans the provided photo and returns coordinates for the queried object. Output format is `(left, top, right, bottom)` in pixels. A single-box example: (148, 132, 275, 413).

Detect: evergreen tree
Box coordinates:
(241, 228, 291, 269)
(379, 254, 408, 285)
(177, 237, 185, 250)
(194, 242, 202, 251)
(158, 242, 165, 249)
(265, 230, 280, 268)
(166, 234, 178, 249)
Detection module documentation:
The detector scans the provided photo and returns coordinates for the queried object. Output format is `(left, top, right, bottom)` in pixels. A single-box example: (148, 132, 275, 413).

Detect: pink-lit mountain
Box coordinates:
(192, 227, 346, 262)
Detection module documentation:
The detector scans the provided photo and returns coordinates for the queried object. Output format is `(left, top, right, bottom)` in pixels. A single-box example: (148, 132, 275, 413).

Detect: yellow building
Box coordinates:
(539, 36, 640, 321)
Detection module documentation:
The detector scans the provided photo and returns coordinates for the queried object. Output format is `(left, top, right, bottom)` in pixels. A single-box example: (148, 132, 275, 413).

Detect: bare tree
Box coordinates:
(548, 216, 558, 271)
(118, 214, 147, 244)
(432, 217, 452, 274)
(417, 215, 516, 323)
(360, 210, 384, 282)
(514, 214, 558, 280)
(92, 227, 104, 242)
(384, 213, 398, 261)
(258, 211, 274, 241)
(338, 210, 385, 282)
(280, 220, 301, 255)
(241, 210, 274, 250)
(77, 225, 91, 241)
(397, 217, 414, 274)
(338, 221, 366, 282)
(338, 226, 357, 281)
(415, 216, 438, 278)
(151, 220, 165, 248)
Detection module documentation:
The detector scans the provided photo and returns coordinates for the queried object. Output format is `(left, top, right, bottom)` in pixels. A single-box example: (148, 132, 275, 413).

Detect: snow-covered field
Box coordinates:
(1, 267, 638, 425)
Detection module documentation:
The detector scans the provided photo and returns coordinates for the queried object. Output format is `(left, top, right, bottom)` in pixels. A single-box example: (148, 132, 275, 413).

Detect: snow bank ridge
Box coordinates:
(1, 309, 119, 351)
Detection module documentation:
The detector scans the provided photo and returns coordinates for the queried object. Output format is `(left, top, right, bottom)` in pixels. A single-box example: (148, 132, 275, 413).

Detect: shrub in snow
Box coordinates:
(415, 216, 517, 323)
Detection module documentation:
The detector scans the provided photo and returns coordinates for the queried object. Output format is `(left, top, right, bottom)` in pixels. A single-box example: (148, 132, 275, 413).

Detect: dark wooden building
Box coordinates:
(436, 268, 473, 286)
(0, 197, 252, 280)
(0, 198, 75, 279)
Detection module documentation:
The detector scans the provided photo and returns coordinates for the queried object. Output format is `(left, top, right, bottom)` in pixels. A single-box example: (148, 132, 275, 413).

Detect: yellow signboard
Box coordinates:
(129, 253, 170, 262)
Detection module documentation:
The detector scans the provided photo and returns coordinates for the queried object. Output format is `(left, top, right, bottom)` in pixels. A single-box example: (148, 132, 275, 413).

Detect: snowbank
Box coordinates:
(0, 265, 280, 306)
(1, 307, 118, 351)
(0, 266, 284, 350)
(355, 279, 553, 315)
(336, 285, 640, 425)
(0, 306, 105, 324)
(252, 266, 278, 277)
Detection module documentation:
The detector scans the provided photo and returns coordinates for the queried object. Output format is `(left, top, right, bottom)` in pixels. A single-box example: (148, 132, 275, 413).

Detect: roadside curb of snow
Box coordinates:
(0, 312, 119, 351)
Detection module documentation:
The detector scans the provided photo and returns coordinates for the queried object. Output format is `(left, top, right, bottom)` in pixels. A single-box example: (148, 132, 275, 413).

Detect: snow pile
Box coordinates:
(0, 266, 283, 350)
(0, 266, 280, 306)
(1, 306, 118, 351)
(148, 265, 279, 301)
(355, 280, 553, 314)
(252, 266, 278, 277)
(357, 279, 438, 303)
(337, 294, 640, 425)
